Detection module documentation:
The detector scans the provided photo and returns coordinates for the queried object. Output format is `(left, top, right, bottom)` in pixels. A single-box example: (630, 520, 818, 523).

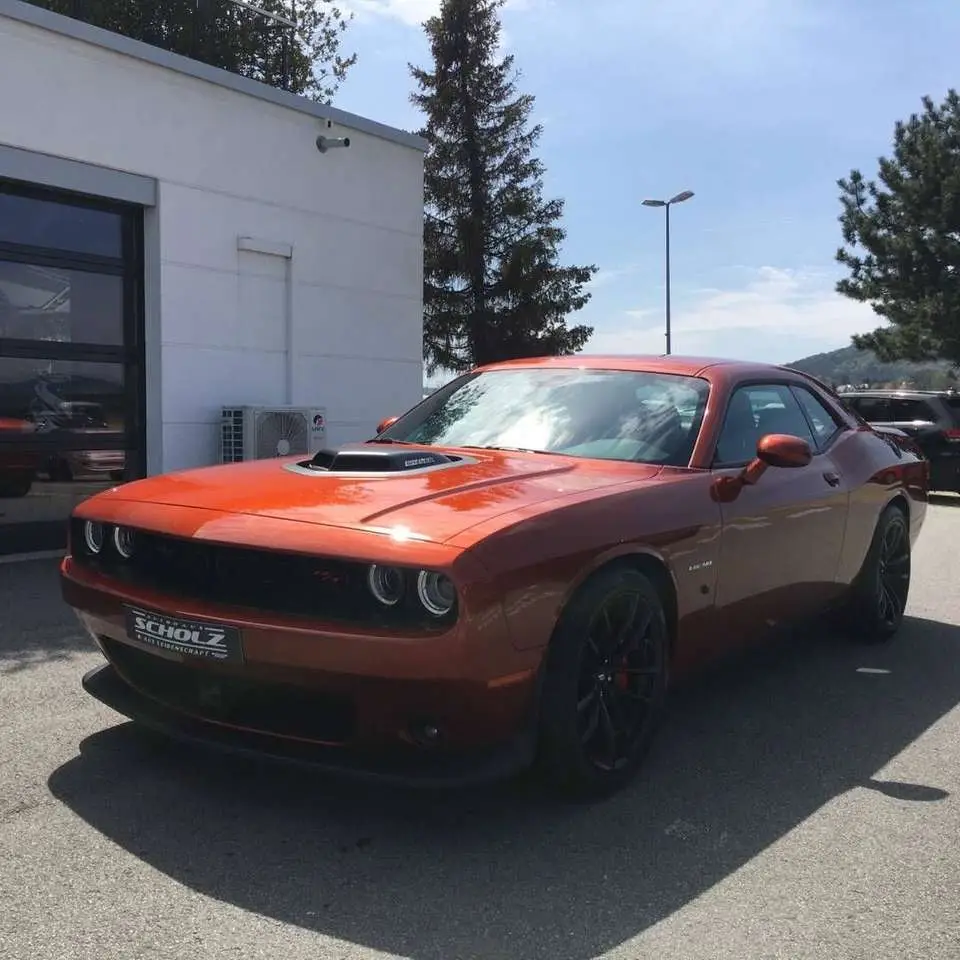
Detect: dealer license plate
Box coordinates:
(124, 606, 244, 664)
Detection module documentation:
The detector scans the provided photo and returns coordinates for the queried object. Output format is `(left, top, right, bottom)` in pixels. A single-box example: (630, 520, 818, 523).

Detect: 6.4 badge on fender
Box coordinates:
(124, 606, 244, 664)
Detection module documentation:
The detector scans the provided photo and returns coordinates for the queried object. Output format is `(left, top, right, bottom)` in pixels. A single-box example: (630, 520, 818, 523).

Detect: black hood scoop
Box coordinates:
(286, 443, 474, 477)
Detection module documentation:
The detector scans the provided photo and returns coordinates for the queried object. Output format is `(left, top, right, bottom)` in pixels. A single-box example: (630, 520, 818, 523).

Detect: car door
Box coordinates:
(711, 380, 851, 645)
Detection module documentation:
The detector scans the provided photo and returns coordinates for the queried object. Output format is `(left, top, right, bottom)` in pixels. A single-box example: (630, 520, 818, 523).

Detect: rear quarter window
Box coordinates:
(888, 398, 938, 422)
(942, 395, 960, 424)
(844, 396, 890, 421)
(792, 386, 844, 448)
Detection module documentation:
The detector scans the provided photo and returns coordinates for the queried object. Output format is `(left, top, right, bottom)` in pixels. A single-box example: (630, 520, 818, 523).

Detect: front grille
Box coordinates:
(102, 638, 356, 744)
(70, 519, 455, 630)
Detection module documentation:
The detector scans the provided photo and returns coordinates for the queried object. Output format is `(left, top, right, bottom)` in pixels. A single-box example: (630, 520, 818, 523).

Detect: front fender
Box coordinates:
(459, 474, 722, 652)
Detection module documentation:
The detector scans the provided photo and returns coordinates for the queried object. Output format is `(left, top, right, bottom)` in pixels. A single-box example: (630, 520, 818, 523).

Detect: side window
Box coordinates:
(888, 398, 937, 423)
(845, 396, 891, 422)
(714, 383, 816, 465)
(792, 386, 844, 449)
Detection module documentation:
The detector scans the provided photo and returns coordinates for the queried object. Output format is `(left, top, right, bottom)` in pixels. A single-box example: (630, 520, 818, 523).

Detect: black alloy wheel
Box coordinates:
(845, 503, 911, 644)
(538, 565, 669, 798)
(876, 509, 911, 631)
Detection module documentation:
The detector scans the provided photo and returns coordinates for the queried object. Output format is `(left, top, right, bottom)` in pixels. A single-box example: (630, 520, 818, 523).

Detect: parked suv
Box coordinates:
(840, 388, 960, 493)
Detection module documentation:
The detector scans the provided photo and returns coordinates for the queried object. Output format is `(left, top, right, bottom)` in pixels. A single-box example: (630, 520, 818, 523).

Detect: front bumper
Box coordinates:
(62, 557, 543, 781)
(82, 662, 538, 788)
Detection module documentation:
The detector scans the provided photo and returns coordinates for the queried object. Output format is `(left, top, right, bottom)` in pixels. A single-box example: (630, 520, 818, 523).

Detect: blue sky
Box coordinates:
(332, 0, 960, 366)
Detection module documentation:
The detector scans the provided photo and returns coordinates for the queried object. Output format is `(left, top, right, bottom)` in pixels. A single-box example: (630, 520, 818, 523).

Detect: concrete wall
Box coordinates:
(0, 1, 425, 472)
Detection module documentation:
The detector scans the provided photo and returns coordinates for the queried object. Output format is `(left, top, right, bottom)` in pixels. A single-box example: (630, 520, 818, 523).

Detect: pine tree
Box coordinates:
(836, 89, 960, 365)
(410, 0, 597, 375)
(35, 0, 355, 102)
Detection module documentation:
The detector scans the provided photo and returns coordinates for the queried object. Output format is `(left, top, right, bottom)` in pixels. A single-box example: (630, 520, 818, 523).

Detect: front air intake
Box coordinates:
(300, 444, 463, 474)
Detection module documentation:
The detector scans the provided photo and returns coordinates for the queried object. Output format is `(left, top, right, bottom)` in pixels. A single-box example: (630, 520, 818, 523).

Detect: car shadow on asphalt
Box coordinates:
(929, 493, 960, 507)
(0, 558, 92, 674)
(47, 616, 959, 960)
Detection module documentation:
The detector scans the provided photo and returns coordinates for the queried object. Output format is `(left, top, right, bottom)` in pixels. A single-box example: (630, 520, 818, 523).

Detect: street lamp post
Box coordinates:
(641, 190, 694, 356)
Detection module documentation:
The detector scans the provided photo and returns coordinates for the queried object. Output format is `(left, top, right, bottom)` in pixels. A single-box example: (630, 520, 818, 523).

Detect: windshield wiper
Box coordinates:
(460, 444, 550, 455)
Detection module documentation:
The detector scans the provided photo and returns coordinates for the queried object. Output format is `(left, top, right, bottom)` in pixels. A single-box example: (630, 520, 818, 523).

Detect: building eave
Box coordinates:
(0, 0, 428, 153)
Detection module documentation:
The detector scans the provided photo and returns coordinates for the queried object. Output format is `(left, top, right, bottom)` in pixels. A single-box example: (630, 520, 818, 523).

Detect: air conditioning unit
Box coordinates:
(220, 405, 327, 463)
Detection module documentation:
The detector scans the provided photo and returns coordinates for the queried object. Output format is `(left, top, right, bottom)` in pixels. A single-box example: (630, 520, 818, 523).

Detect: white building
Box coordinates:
(0, 0, 426, 555)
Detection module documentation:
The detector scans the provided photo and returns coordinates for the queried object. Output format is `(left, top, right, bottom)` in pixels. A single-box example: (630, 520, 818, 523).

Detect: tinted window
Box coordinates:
(715, 383, 815, 465)
(0, 356, 127, 426)
(0, 356, 128, 525)
(0, 260, 124, 345)
(844, 396, 890, 421)
(0, 190, 122, 259)
(792, 385, 843, 447)
(888, 398, 937, 422)
(379, 367, 711, 466)
(943, 394, 960, 423)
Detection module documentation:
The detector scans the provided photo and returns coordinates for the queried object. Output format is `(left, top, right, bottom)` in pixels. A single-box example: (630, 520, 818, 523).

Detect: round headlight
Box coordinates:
(83, 520, 104, 554)
(367, 564, 405, 606)
(113, 525, 136, 559)
(416, 570, 456, 617)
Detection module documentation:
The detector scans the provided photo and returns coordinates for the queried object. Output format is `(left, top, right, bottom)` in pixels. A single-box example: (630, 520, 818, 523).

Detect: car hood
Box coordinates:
(98, 444, 662, 544)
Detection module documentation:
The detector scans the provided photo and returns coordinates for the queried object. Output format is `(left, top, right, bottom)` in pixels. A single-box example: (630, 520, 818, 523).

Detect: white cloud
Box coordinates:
(587, 263, 643, 291)
(585, 267, 882, 362)
(343, 0, 438, 26)
(343, 0, 551, 27)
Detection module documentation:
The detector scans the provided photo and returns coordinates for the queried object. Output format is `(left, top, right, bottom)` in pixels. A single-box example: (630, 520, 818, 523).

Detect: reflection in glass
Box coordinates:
(0, 357, 128, 531)
(381, 368, 711, 467)
(0, 191, 122, 258)
(0, 260, 124, 345)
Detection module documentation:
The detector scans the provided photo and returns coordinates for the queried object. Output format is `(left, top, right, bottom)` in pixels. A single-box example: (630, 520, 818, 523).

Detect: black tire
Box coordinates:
(50, 459, 73, 482)
(843, 503, 911, 644)
(0, 476, 33, 498)
(536, 565, 669, 800)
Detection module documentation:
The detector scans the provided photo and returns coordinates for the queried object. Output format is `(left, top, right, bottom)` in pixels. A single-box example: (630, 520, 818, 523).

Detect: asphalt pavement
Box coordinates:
(3, 500, 960, 960)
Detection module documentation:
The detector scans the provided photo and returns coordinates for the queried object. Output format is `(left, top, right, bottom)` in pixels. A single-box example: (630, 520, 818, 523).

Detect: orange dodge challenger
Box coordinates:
(61, 356, 928, 797)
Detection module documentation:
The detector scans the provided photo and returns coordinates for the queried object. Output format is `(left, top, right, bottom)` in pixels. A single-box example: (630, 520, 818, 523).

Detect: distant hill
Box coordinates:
(787, 345, 957, 390)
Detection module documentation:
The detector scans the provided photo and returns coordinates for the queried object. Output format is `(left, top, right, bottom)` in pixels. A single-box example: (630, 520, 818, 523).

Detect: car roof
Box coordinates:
(842, 388, 955, 398)
(472, 354, 802, 379)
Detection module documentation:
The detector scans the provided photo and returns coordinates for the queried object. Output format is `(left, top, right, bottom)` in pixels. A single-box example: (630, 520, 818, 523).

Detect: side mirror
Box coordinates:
(755, 433, 813, 469)
(376, 415, 399, 435)
(711, 433, 812, 503)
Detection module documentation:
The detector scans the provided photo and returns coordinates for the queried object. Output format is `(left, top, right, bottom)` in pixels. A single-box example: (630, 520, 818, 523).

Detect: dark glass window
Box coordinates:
(792, 385, 843, 448)
(0, 356, 129, 509)
(0, 260, 124, 345)
(844, 396, 890, 421)
(715, 383, 816, 465)
(0, 356, 127, 426)
(0, 181, 143, 555)
(942, 394, 960, 424)
(0, 190, 122, 259)
(888, 398, 938, 423)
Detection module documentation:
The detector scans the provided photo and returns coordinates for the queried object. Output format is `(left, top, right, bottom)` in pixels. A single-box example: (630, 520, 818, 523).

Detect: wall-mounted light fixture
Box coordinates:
(316, 135, 351, 153)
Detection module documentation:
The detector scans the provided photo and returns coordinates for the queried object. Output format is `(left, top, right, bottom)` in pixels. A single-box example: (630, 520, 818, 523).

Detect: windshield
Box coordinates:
(378, 367, 711, 466)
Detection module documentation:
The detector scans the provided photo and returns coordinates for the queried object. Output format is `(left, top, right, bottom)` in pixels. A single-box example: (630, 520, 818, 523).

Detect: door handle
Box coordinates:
(823, 471, 841, 487)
